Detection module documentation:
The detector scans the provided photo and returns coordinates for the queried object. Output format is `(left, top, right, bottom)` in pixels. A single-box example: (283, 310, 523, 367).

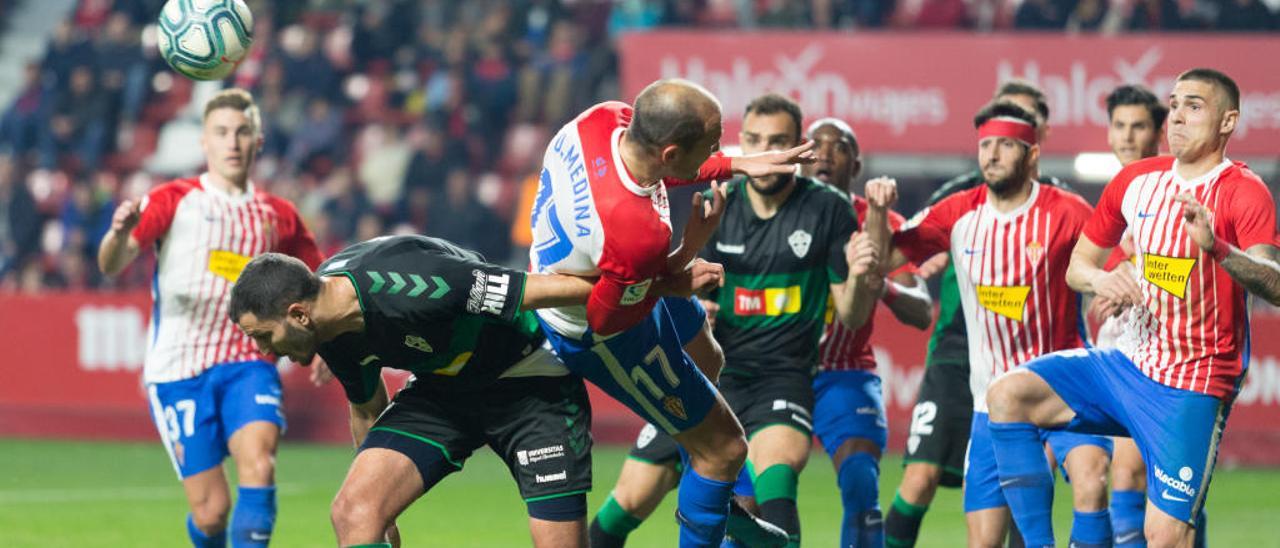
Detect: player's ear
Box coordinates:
(850, 158, 863, 182)
(1027, 144, 1041, 167)
(660, 144, 681, 167)
(1220, 108, 1239, 136)
(287, 302, 309, 326)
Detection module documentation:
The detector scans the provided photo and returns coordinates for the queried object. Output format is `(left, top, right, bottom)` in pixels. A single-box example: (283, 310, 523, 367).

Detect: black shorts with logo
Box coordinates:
(627, 422, 683, 466)
(902, 361, 972, 488)
(362, 374, 593, 502)
(720, 370, 816, 439)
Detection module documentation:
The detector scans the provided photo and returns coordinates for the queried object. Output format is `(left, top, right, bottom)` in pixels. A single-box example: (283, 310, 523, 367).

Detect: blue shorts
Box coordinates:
(813, 369, 888, 456)
(147, 360, 285, 479)
(541, 297, 717, 435)
(1027, 348, 1230, 524)
(963, 412, 1112, 512)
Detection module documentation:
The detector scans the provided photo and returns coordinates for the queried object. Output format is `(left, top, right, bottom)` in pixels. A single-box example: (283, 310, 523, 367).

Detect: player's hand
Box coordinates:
(1087, 295, 1125, 322)
(656, 258, 724, 298)
(110, 199, 142, 233)
(1174, 192, 1217, 254)
(730, 141, 815, 178)
(865, 177, 898, 211)
(847, 231, 880, 278)
(678, 180, 727, 255)
(1093, 260, 1143, 309)
(917, 252, 949, 280)
(699, 298, 719, 331)
(307, 356, 334, 386)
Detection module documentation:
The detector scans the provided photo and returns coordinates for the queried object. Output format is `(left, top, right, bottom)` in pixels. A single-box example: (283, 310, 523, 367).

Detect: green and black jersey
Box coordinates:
(316, 235, 551, 404)
(922, 171, 1075, 369)
(702, 176, 857, 377)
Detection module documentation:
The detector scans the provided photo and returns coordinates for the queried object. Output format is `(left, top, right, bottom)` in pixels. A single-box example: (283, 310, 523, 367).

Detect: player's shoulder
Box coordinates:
(320, 235, 474, 274)
(149, 176, 203, 198)
(1117, 155, 1175, 184)
(1222, 160, 1269, 190)
(1039, 183, 1093, 219)
(574, 101, 633, 129)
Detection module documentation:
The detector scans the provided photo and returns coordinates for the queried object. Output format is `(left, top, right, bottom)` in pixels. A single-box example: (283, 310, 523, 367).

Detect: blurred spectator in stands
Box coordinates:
(1218, 0, 1278, 31)
(42, 22, 95, 90)
(898, 0, 970, 28)
(1015, 0, 1074, 29)
(403, 122, 460, 195)
(427, 168, 510, 263)
(41, 65, 108, 172)
(470, 36, 518, 153)
(279, 25, 339, 99)
(356, 122, 412, 210)
(95, 13, 149, 146)
(608, 0, 665, 36)
(285, 96, 344, 174)
(1, 63, 50, 161)
(320, 169, 369, 242)
(0, 155, 40, 282)
(758, 0, 811, 27)
(1066, 0, 1110, 31)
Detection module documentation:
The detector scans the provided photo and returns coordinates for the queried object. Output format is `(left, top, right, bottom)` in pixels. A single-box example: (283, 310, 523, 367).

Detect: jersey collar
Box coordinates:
(200, 173, 257, 202)
(612, 127, 658, 197)
(983, 179, 1041, 221)
(1171, 158, 1232, 189)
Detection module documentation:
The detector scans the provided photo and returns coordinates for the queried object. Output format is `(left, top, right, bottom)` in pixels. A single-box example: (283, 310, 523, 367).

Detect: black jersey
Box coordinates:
(702, 176, 857, 376)
(316, 235, 549, 403)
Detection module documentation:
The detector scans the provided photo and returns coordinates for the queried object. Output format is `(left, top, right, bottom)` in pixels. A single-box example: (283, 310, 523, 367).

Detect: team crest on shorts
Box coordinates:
(1025, 241, 1044, 266)
(662, 396, 688, 421)
(788, 230, 812, 258)
(174, 440, 186, 466)
(403, 335, 433, 353)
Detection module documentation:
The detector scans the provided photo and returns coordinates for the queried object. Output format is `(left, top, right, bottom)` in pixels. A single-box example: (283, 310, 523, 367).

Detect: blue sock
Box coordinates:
(231, 486, 276, 548)
(1071, 509, 1112, 547)
(1110, 489, 1146, 546)
(677, 467, 735, 548)
(837, 452, 883, 548)
(988, 421, 1055, 547)
(187, 513, 226, 548)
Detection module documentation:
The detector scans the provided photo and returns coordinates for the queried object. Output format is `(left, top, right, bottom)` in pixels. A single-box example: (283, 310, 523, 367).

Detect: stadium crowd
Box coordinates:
(2, 0, 1279, 293)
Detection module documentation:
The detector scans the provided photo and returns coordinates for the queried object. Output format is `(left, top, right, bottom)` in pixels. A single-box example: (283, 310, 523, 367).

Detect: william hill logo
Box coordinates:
(1144, 254, 1196, 299)
(734, 286, 801, 316)
(976, 285, 1031, 322)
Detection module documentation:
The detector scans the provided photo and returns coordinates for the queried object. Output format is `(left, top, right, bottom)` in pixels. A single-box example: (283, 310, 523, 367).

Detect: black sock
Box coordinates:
(758, 498, 800, 547)
(589, 517, 628, 548)
(884, 491, 928, 547)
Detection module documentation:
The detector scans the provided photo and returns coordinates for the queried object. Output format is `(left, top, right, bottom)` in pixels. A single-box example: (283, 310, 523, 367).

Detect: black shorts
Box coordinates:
(902, 361, 972, 488)
(627, 422, 683, 466)
(720, 370, 815, 438)
(362, 374, 593, 503)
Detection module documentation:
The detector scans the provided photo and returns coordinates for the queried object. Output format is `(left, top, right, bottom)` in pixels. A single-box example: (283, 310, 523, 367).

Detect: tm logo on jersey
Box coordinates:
(734, 286, 802, 316)
(976, 285, 1031, 322)
(467, 269, 510, 316)
(1144, 254, 1196, 299)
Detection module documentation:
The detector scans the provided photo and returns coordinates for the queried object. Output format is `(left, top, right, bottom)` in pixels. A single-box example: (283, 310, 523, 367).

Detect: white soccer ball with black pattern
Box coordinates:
(156, 0, 253, 81)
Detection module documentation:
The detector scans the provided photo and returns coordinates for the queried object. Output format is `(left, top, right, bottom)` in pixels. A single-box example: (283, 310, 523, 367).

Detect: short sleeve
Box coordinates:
(893, 194, 963, 265)
(1081, 168, 1133, 248)
(1222, 174, 1280, 251)
(131, 182, 191, 248)
(319, 340, 382, 404)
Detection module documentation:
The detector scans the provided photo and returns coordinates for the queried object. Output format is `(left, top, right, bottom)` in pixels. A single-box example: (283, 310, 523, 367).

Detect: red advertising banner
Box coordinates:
(3, 293, 1279, 466)
(619, 32, 1280, 156)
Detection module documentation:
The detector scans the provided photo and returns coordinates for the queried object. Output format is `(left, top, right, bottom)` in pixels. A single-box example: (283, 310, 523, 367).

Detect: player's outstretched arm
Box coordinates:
(728, 141, 815, 179)
(1176, 192, 1280, 305)
(97, 199, 142, 276)
(348, 376, 389, 448)
(831, 231, 880, 330)
(520, 273, 598, 310)
(883, 273, 933, 331)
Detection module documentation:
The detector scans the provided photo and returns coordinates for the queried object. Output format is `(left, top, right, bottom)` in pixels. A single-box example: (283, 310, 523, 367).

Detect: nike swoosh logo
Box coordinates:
(1137, 212, 1157, 218)
(1161, 489, 1189, 502)
(998, 478, 1017, 488)
(1116, 531, 1143, 543)
(249, 532, 271, 541)
(963, 248, 984, 255)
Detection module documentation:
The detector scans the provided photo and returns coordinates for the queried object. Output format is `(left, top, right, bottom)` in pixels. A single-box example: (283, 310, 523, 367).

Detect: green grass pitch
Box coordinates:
(1, 438, 1277, 546)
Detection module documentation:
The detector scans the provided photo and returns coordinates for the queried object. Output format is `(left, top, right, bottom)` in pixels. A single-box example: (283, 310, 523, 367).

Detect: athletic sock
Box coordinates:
(187, 513, 226, 548)
(590, 493, 642, 548)
(1070, 509, 1113, 547)
(884, 491, 928, 548)
(231, 485, 275, 548)
(755, 464, 800, 547)
(1110, 489, 1146, 546)
(676, 466, 735, 547)
(838, 452, 883, 548)
(988, 421, 1055, 547)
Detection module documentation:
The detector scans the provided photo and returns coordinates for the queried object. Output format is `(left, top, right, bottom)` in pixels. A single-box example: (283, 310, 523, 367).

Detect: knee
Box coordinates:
(190, 495, 230, 533)
(1113, 465, 1146, 492)
(986, 372, 1036, 421)
(236, 452, 277, 485)
(330, 490, 385, 538)
(1144, 522, 1192, 548)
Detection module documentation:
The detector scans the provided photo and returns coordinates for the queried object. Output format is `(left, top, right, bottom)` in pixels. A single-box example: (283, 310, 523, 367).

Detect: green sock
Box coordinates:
(344, 544, 393, 548)
(755, 464, 801, 547)
(595, 493, 643, 537)
(884, 490, 930, 547)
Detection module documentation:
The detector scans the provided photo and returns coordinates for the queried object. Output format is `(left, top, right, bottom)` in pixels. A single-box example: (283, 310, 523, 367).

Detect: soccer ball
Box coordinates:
(156, 0, 253, 81)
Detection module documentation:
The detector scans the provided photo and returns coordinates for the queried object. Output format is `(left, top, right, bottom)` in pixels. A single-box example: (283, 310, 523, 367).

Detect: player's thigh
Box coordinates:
(1112, 437, 1147, 491)
(359, 379, 481, 497)
(334, 447, 428, 525)
(813, 370, 887, 468)
(748, 426, 812, 472)
(965, 507, 1011, 548)
(719, 371, 814, 471)
(484, 376, 593, 514)
(905, 364, 972, 490)
(147, 375, 227, 481)
(671, 394, 746, 481)
(1023, 348, 1133, 435)
(613, 457, 681, 519)
(682, 320, 723, 382)
(529, 516, 587, 548)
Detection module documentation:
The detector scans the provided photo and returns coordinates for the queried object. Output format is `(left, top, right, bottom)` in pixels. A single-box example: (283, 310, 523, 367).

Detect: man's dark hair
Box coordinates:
(630, 80, 714, 151)
(228, 253, 321, 322)
(743, 93, 803, 143)
(1177, 68, 1240, 112)
(974, 101, 1040, 131)
(995, 79, 1050, 122)
(1106, 84, 1169, 129)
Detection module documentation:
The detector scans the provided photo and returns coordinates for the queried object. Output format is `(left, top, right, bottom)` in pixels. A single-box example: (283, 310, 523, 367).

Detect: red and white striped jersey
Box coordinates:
(894, 182, 1092, 411)
(529, 101, 731, 338)
(132, 175, 323, 383)
(1083, 156, 1278, 400)
(818, 196, 915, 372)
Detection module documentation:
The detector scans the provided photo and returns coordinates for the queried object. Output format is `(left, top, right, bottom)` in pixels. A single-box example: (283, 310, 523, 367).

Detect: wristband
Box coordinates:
(1210, 238, 1231, 261)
